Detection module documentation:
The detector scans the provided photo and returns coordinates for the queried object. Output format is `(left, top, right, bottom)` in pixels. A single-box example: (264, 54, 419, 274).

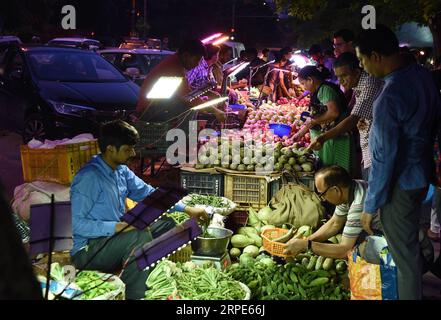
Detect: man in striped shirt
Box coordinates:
(284, 165, 382, 258)
(309, 52, 383, 180)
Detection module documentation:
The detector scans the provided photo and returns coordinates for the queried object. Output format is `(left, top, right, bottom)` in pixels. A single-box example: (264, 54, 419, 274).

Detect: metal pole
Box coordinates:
(143, 0, 147, 38)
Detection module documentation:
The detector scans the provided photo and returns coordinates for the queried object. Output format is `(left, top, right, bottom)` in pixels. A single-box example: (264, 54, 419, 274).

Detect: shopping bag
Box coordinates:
(348, 237, 398, 300)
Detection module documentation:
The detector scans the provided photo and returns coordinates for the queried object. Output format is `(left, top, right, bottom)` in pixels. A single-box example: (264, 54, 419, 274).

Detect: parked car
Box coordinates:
(119, 37, 162, 50)
(0, 45, 139, 142)
(99, 48, 174, 85)
(47, 37, 103, 50)
(0, 35, 22, 45)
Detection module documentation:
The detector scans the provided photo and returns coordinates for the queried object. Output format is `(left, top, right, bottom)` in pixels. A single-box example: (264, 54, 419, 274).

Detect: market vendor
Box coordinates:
(136, 38, 225, 123)
(294, 65, 356, 174)
(70, 120, 209, 300)
(284, 165, 382, 259)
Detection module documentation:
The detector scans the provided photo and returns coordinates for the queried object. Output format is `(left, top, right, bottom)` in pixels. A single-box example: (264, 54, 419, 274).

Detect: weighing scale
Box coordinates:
(191, 252, 232, 270)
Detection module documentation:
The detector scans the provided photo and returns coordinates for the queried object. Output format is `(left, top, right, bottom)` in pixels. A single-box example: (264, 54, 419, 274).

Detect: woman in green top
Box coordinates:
(295, 65, 355, 173)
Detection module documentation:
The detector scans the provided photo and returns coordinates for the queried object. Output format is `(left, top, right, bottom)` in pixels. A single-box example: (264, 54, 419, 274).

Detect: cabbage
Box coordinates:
(257, 257, 275, 268)
(257, 207, 273, 223)
(243, 245, 260, 258)
(239, 253, 255, 267)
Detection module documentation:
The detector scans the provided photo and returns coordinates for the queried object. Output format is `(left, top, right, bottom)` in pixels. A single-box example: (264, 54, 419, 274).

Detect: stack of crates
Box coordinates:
(180, 170, 224, 196)
(224, 173, 280, 211)
(20, 140, 99, 184)
(133, 121, 174, 156)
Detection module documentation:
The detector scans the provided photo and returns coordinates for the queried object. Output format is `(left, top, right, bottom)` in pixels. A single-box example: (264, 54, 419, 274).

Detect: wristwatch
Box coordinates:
(307, 240, 312, 252)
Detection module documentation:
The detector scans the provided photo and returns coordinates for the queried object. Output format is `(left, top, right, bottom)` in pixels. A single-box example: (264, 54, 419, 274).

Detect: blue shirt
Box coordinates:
(70, 155, 185, 255)
(364, 64, 441, 214)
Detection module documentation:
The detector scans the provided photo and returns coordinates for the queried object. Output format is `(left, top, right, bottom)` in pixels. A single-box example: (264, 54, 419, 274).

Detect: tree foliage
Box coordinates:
(275, 0, 441, 50)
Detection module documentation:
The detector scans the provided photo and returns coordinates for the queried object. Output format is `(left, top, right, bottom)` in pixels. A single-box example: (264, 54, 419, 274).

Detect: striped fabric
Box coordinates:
(334, 180, 381, 239)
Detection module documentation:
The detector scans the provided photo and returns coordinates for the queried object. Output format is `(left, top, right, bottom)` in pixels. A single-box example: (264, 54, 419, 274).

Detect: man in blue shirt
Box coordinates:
(70, 120, 208, 300)
(355, 25, 441, 300)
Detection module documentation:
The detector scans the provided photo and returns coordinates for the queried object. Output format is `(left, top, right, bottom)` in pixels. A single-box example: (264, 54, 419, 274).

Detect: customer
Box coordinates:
(333, 29, 355, 58)
(308, 44, 337, 83)
(309, 52, 383, 180)
(284, 165, 382, 258)
(355, 25, 441, 300)
(70, 120, 209, 300)
(295, 65, 355, 174)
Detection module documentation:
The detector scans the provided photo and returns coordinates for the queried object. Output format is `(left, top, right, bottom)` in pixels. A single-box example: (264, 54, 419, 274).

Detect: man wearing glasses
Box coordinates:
(284, 165, 382, 259)
(333, 29, 355, 58)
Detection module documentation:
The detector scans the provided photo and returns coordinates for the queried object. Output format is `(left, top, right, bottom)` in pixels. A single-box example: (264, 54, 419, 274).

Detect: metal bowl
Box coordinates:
(192, 227, 233, 256)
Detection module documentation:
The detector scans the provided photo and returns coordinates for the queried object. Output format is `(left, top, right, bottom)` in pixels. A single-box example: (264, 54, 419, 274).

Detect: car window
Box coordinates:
(101, 53, 118, 64)
(120, 53, 141, 70)
(28, 50, 126, 82)
(5, 52, 25, 77)
(140, 54, 169, 74)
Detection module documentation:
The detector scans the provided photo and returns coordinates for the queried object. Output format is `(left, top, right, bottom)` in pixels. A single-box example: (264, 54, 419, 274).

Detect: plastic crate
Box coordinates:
(224, 173, 278, 211)
(20, 140, 99, 184)
(180, 171, 224, 196)
(134, 121, 174, 156)
(225, 210, 249, 234)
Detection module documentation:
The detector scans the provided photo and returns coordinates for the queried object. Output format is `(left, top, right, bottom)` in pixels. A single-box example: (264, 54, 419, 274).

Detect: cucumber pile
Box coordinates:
(226, 254, 350, 300)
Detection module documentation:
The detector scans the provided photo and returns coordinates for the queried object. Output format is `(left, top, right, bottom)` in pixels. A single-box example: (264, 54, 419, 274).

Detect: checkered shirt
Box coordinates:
(186, 58, 215, 90)
(351, 71, 384, 169)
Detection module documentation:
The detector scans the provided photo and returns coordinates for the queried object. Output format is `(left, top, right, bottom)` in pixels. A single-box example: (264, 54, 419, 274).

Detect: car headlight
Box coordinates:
(49, 101, 96, 117)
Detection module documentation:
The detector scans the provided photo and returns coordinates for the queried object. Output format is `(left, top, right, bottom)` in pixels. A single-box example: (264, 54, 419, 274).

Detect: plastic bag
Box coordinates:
(265, 183, 324, 228)
(348, 237, 398, 300)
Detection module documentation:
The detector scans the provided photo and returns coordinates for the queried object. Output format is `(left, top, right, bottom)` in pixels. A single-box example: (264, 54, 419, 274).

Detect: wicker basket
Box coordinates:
(261, 228, 294, 258)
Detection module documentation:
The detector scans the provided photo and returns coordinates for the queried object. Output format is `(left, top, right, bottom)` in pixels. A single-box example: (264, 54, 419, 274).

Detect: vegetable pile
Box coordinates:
(183, 194, 230, 208)
(194, 136, 317, 175)
(227, 254, 350, 300)
(145, 260, 247, 300)
(165, 211, 189, 225)
(75, 271, 118, 300)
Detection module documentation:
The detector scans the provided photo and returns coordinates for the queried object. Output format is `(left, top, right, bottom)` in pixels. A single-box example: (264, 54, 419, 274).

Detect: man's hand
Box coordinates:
(357, 119, 369, 131)
(361, 212, 374, 235)
(185, 206, 209, 223)
(115, 222, 137, 233)
(283, 239, 307, 256)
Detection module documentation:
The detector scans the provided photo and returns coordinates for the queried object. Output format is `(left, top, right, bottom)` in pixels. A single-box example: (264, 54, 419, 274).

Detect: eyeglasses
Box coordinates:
(316, 185, 334, 200)
(333, 42, 346, 49)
